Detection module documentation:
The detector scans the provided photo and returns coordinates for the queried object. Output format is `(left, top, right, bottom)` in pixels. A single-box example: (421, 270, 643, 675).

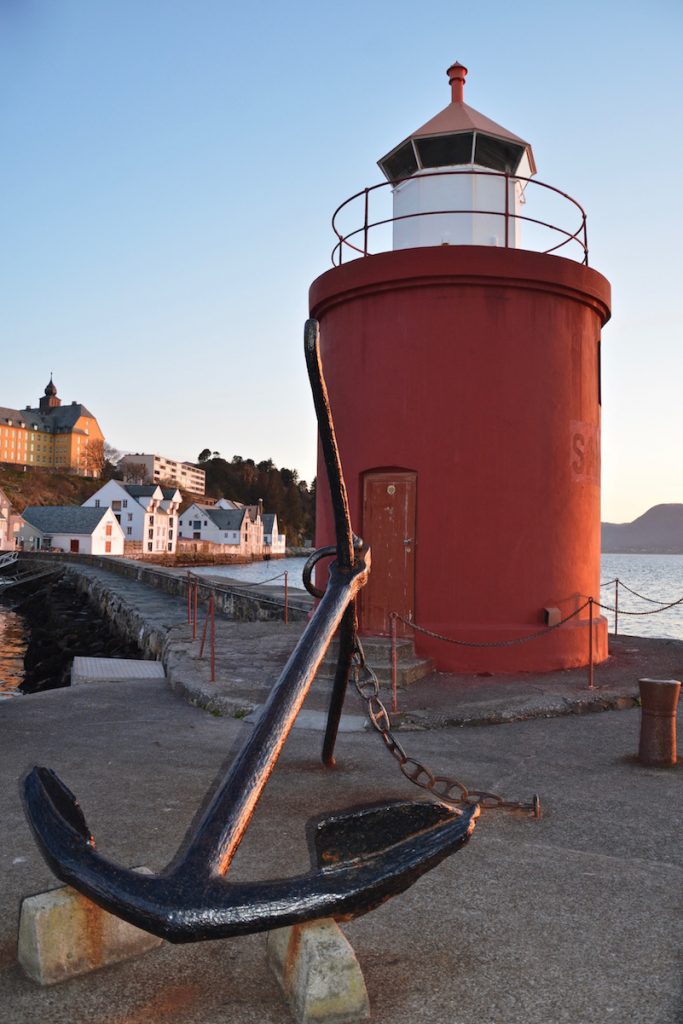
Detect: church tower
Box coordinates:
(39, 376, 61, 414)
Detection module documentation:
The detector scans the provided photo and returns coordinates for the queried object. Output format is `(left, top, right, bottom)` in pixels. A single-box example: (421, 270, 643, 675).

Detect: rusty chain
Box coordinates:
(351, 634, 541, 818)
(615, 579, 681, 604)
(594, 595, 683, 616)
(392, 601, 589, 649)
(602, 577, 683, 606)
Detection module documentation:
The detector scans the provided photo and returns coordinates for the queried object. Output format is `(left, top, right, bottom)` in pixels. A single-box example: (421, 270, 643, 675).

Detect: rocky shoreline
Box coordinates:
(5, 572, 143, 694)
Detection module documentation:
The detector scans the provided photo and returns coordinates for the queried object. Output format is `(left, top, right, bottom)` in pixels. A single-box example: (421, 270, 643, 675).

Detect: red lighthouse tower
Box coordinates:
(310, 63, 611, 673)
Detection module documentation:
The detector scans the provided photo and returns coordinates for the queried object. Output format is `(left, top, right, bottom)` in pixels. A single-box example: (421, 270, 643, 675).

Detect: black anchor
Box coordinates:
(22, 319, 477, 943)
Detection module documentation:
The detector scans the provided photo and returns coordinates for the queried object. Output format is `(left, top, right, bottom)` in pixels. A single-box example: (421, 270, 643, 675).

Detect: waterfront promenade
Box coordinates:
(0, 561, 681, 1023)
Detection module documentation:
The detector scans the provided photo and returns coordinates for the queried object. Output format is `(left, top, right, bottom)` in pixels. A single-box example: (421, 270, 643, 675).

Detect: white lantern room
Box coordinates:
(378, 63, 536, 250)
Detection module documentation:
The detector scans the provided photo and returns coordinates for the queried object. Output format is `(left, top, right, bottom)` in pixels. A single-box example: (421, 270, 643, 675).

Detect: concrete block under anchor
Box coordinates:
(267, 918, 370, 1024)
(18, 869, 163, 985)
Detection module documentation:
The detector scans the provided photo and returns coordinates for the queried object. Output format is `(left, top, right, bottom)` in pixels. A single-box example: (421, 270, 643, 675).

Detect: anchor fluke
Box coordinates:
(25, 763, 477, 942)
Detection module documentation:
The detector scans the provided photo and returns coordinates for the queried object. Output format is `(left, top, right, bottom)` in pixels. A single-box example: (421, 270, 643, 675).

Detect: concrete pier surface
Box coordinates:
(0, 560, 681, 1022)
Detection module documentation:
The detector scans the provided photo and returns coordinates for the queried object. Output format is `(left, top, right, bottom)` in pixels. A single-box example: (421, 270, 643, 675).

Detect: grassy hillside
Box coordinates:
(0, 464, 101, 511)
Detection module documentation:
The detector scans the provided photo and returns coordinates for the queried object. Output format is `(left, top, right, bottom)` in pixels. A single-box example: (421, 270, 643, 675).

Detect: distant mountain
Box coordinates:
(601, 503, 683, 554)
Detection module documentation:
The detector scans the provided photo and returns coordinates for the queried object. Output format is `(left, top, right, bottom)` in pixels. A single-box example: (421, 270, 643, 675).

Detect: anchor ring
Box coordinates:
(303, 546, 337, 599)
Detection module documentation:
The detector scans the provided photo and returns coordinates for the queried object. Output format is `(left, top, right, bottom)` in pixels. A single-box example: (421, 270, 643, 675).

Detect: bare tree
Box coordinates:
(83, 439, 105, 477)
(122, 462, 150, 484)
(103, 442, 122, 465)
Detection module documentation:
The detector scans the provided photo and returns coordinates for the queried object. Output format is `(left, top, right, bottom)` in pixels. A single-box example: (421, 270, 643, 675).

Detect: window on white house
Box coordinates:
(127, 527, 132, 536)
(94, 500, 100, 508)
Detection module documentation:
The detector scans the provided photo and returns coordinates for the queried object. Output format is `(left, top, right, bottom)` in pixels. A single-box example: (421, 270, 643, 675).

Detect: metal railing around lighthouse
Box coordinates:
(330, 169, 589, 267)
(380, 580, 683, 711)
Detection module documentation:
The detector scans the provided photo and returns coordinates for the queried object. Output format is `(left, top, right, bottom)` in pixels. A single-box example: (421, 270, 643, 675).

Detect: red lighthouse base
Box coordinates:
(310, 247, 611, 674)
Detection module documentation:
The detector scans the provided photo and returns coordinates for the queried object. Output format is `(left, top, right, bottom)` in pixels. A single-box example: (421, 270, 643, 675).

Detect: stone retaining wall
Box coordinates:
(21, 553, 310, 626)
(65, 569, 168, 660)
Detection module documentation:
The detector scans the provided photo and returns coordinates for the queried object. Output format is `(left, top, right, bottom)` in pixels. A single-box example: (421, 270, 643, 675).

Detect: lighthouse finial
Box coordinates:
(447, 61, 468, 103)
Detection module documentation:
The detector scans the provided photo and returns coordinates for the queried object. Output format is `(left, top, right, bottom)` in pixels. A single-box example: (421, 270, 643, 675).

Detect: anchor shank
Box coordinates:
(304, 319, 354, 572)
(321, 602, 356, 767)
(176, 559, 367, 880)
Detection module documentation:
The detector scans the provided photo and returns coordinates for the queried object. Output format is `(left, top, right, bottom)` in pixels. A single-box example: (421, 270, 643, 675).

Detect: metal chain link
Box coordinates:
(599, 577, 683, 610)
(615, 579, 682, 605)
(394, 601, 589, 649)
(352, 635, 541, 818)
(594, 596, 683, 616)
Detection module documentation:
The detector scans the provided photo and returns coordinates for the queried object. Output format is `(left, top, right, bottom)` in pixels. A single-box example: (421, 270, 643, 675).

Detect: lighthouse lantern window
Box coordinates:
(473, 134, 525, 175)
(415, 132, 474, 169)
(380, 141, 418, 183)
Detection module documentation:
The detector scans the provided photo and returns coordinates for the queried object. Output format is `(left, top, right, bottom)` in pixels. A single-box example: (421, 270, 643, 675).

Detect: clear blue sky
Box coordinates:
(1, 0, 680, 522)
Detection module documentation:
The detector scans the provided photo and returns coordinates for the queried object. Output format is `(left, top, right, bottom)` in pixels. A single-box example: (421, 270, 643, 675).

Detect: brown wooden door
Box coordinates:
(70, 539, 80, 553)
(360, 471, 416, 636)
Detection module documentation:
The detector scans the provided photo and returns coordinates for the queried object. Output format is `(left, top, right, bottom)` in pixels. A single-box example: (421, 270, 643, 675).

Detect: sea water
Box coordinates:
(599, 553, 683, 641)
(190, 556, 309, 590)
(0, 605, 27, 697)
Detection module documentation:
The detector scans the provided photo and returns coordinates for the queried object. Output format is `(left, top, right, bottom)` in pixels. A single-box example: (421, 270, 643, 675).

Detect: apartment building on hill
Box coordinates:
(118, 453, 205, 495)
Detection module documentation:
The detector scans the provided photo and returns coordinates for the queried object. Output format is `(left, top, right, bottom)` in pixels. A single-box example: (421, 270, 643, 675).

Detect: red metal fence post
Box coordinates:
(210, 594, 216, 683)
(199, 595, 209, 658)
(614, 579, 619, 637)
(587, 598, 594, 689)
(187, 571, 191, 624)
(390, 612, 398, 713)
(193, 581, 198, 641)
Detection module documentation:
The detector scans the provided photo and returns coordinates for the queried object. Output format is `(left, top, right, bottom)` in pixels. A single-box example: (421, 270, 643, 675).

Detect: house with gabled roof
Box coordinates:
(262, 513, 286, 558)
(19, 506, 124, 555)
(178, 502, 263, 557)
(82, 480, 181, 555)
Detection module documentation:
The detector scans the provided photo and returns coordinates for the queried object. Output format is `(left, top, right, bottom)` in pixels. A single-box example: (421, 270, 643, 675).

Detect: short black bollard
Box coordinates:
(638, 678, 680, 767)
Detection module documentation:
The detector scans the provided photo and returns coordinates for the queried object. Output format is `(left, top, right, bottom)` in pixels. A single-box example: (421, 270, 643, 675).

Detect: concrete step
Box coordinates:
(71, 657, 165, 686)
(318, 635, 433, 688)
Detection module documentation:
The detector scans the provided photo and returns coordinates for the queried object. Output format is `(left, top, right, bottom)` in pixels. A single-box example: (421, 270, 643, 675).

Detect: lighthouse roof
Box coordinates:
(378, 62, 536, 183)
(411, 100, 530, 148)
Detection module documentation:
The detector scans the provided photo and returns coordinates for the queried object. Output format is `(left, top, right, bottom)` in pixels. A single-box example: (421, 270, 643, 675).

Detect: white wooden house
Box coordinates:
(178, 503, 263, 557)
(83, 481, 181, 554)
(19, 506, 124, 555)
(262, 513, 286, 558)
